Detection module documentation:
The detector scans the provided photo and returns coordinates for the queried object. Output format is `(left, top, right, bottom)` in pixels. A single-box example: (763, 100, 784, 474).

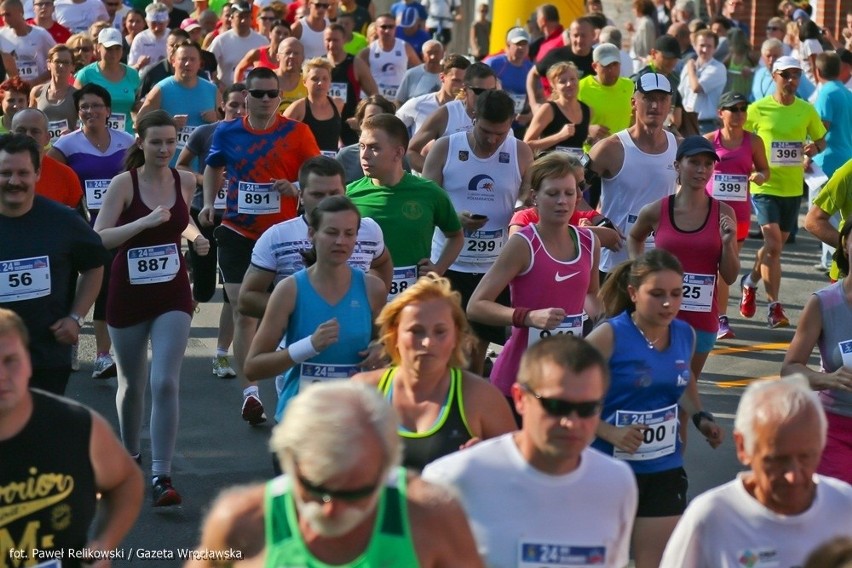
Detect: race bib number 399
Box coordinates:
(711, 173, 748, 201)
(0, 256, 51, 302)
(127, 244, 180, 285)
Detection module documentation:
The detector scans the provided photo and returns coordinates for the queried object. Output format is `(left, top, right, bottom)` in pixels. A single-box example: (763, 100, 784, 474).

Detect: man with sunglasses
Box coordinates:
(423, 335, 637, 568)
(293, 0, 330, 59)
(406, 61, 496, 173)
(357, 13, 420, 102)
(208, 1, 266, 87)
(750, 39, 815, 103)
(187, 382, 483, 567)
(739, 56, 826, 329)
(199, 66, 320, 426)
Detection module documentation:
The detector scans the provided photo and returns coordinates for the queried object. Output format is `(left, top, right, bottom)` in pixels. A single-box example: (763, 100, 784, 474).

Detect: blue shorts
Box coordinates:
(752, 194, 801, 234)
(694, 329, 717, 354)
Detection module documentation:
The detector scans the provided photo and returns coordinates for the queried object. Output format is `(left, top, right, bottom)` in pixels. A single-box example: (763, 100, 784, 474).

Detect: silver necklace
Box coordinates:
(632, 314, 661, 350)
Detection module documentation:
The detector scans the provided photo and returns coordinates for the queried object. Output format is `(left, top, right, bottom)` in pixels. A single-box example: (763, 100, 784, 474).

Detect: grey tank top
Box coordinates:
(815, 281, 852, 417)
(35, 84, 78, 137)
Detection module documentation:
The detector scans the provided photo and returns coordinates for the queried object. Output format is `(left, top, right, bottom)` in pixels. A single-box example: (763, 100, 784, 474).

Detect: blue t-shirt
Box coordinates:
(155, 76, 218, 167)
(75, 63, 141, 134)
(592, 311, 694, 474)
(390, 1, 427, 27)
(813, 80, 852, 178)
(749, 65, 815, 102)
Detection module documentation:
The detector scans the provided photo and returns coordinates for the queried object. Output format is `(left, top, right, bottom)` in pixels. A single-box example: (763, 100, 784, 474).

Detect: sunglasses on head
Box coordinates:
(297, 473, 378, 503)
(248, 89, 279, 99)
(521, 384, 602, 418)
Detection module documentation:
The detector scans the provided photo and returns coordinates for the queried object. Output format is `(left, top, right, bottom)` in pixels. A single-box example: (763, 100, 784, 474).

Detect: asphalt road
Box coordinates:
(62, 223, 829, 567)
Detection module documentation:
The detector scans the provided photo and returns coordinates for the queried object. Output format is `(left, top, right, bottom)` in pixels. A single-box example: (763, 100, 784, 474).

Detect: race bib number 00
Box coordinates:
(711, 173, 748, 201)
(527, 314, 584, 347)
(127, 244, 180, 285)
(85, 179, 111, 210)
(389, 265, 417, 298)
(519, 542, 607, 567)
(770, 141, 803, 166)
(613, 404, 678, 461)
(681, 272, 715, 313)
(237, 181, 279, 215)
(0, 256, 51, 302)
(47, 119, 68, 142)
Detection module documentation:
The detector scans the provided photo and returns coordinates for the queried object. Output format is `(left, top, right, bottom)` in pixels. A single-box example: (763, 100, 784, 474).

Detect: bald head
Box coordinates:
(278, 37, 305, 73)
(11, 108, 50, 150)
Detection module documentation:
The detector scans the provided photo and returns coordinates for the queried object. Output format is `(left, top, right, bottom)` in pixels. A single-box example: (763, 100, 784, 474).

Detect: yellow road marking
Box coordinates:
(714, 375, 779, 389)
(710, 342, 789, 357)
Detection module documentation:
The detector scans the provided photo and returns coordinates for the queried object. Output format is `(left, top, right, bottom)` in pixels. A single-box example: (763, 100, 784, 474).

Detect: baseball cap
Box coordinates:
(654, 34, 682, 59)
(772, 55, 802, 73)
(634, 72, 672, 94)
(97, 27, 123, 47)
(593, 43, 620, 66)
(231, 2, 252, 13)
(506, 27, 530, 44)
(180, 18, 201, 31)
(718, 91, 747, 109)
(676, 136, 720, 161)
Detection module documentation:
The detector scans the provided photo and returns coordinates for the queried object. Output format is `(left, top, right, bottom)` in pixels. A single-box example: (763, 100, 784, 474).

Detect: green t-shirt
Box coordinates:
(577, 75, 634, 151)
(347, 173, 461, 268)
(344, 33, 369, 57)
(812, 159, 852, 280)
(745, 96, 827, 198)
(263, 469, 420, 568)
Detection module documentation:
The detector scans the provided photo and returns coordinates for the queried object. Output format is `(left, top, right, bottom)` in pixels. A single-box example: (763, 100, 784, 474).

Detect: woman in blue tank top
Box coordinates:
(244, 195, 388, 421)
(586, 249, 724, 568)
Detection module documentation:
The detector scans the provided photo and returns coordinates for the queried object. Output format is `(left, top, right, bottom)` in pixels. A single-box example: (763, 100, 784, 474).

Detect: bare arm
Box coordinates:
(243, 277, 297, 381)
(368, 248, 393, 292)
(525, 66, 544, 112)
(627, 201, 659, 259)
(523, 103, 575, 152)
(804, 205, 839, 249)
(407, 107, 448, 172)
(421, 135, 448, 187)
(238, 265, 277, 318)
(749, 133, 770, 184)
(234, 48, 261, 83)
(354, 57, 378, 96)
(718, 203, 740, 285)
(467, 236, 532, 326)
(423, 230, 463, 276)
(135, 85, 162, 122)
(176, 146, 204, 187)
(282, 98, 306, 121)
(200, 164, 225, 226)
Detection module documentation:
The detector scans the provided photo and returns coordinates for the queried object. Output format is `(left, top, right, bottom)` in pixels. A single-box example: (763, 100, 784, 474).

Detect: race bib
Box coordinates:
(613, 404, 678, 461)
(127, 244, 180, 285)
(681, 272, 715, 313)
(519, 542, 607, 567)
(509, 92, 526, 115)
(176, 125, 197, 151)
(554, 146, 584, 158)
(47, 119, 68, 142)
(770, 141, 803, 166)
(711, 173, 748, 202)
(459, 228, 504, 264)
(839, 339, 852, 369)
(379, 83, 399, 99)
(213, 181, 227, 210)
(0, 256, 51, 302)
(388, 265, 417, 299)
(84, 179, 111, 210)
(329, 82, 348, 100)
(321, 150, 338, 158)
(527, 314, 584, 348)
(237, 181, 279, 214)
(299, 362, 359, 392)
(626, 213, 655, 248)
(107, 113, 127, 131)
(16, 57, 37, 79)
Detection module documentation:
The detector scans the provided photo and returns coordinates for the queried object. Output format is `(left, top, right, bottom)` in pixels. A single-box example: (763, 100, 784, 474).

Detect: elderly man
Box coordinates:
(395, 38, 443, 104)
(750, 38, 815, 102)
(423, 335, 637, 568)
(0, 308, 143, 566)
(186, 382, 484, 567)
(660, 375, 852, 566)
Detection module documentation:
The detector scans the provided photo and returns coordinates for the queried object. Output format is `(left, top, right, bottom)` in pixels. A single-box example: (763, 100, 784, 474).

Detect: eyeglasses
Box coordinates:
(296, 473, 379, 503)
(466, 85, 489, 96)
(248, 89, 279, 99)
(378, 24, 394, 30)
(778, 70, 802, 80)
(520, 384, 602, 418)
(79, 103, 106, 111)
(725, 105, 748, 113)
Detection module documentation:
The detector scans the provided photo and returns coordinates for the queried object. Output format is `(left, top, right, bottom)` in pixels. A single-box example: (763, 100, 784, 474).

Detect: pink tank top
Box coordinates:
(490, 224, 594, 396)
(655, 195, 722, 333)
(706, 130, 752, 227)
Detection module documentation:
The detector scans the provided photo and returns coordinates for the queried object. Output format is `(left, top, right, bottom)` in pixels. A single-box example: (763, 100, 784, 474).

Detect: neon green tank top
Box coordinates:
(263, 467, 421, 567)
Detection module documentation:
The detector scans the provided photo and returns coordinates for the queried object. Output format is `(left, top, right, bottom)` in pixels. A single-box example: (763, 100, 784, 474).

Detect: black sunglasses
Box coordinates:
(248, 89, 279, 99)
(725, 105, 748, 113)
(521, 384, 602, 418)
(778, 70, 802, 80)
(313, 2, 329, 7)
(466, 85, 488, 96)
(378, 24, 394, 30)
(297, 473, 378, 503)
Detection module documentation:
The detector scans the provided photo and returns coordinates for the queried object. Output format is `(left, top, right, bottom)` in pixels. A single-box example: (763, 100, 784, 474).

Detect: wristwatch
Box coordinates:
(69, 313, 84, 328)
(692, 410, 715, 429)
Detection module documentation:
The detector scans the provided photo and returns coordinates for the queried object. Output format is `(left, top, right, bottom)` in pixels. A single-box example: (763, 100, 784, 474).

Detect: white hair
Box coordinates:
(270, 381, 402, 482)
(734, 374, 827, 456)
(761, 38, 783, 55)
(421, 39, 442, 54)
(674, 0, 695, 18)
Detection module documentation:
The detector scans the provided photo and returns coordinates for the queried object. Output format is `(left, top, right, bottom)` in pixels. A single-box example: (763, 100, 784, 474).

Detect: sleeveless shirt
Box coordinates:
(707, 130, 753, 228)
(443, 99, 473, 136)
(814, 281, 852, 417)
(540, 100, 590, 154)
(369, 38, 408, 99)
(379, 367, 473, 471)
(106, 168, 192, 327)
(303, 96, 342, 155)
(297, 17, 327, 59)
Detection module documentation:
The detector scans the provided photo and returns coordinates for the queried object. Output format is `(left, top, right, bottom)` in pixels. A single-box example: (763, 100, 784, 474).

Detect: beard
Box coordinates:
(293, 489, 380, 538)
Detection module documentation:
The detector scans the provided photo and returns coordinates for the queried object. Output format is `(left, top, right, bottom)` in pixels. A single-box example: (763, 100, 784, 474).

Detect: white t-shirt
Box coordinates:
(250, 215, 386, 284)
(53, 0, 108, 33)
(0, 26, 55, 81)
(799, 38, 824, 84)
(423, 435, 637, 568)
(209, 29, 268, 87)
(128, 29, 168, 70)
(396, 92, 440, 135)
(660, 473, 852, 568)
(678, 57, 727, 120)
(422, 0, 460, 30)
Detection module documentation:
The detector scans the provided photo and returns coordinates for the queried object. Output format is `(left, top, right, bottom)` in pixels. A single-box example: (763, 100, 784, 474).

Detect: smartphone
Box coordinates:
(470, 214, 487, 220)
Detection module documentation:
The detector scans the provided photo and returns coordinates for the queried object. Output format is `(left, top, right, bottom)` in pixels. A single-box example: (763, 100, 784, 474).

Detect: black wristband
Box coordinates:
(692, 410, 714, 429)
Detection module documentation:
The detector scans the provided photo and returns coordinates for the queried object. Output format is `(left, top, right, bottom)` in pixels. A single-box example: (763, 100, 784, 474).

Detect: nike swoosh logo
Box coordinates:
(555, 272, 579, 282)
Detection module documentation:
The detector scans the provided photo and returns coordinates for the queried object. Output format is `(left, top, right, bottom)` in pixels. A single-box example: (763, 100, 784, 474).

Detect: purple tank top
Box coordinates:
(706, 130, 752, 227)
(490, 224, 594, 396)
(107, 168, 193, 327)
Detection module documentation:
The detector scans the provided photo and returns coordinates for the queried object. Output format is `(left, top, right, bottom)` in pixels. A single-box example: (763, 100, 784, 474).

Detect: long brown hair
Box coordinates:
(124, 110, 176, 171)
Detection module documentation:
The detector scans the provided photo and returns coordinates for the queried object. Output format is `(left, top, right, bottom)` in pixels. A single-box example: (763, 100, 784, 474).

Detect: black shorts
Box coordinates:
(445, 270, 508, 346)
(214, 225, 255, 285)
(634, 466, 688, 517)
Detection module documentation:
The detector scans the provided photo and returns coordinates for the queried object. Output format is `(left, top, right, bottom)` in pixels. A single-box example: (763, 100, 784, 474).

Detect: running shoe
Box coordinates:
(212, 355, 237, 379)
(92, 354, 117, 379)
(739, 275, 756, 319)
(152, 476, 182, 507)
(767, 302, 790, 329)
(241, 393, 267, 425)
(716, 315, 735, 340)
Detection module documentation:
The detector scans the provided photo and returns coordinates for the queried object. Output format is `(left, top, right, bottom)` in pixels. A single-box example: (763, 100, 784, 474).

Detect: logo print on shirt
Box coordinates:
(381, 63, 396, 73)
(498, 152, 509, 163)
(468, 174, 495, 192)
(554, 271, 579, 282)
(458, 150, 468, 161)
